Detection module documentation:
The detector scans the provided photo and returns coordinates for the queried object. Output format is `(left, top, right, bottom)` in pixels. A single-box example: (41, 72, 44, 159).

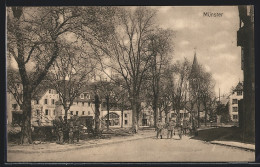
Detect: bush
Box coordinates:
(32, 126, 56, 142)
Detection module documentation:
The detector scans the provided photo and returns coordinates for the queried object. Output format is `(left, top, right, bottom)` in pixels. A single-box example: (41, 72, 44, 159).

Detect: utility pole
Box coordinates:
(219, 88, 220, 103)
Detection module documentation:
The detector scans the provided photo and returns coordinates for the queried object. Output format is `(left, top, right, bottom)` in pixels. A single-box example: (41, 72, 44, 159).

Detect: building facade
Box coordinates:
(31, 89, 60, 126)
(237, 5, 255, 136)
(7, 87, 60, 127)
(229, 82, 243, 122)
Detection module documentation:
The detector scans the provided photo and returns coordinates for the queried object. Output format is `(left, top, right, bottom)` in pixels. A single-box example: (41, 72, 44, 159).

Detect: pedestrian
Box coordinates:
(156, 120, 163, 139)
(178, 119, 183, 140)
(167, 120, 174, 139)
(172, 120, 176, 135)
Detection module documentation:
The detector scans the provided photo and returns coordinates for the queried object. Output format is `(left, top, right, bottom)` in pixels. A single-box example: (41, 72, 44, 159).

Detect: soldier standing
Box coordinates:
(156, 120, 163, 139)
(167, 120, 174, 139)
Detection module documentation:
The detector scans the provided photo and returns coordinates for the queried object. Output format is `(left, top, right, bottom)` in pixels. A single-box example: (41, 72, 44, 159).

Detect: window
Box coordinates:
(88, 102, 90, 107)
(70, 111, 73, 115)
(180, 113, 184, 118)
(35, 100, 39, 104)
(80, 94, 84, 99)
(49, 89, 51, 93)
(125, 120, 128, 125)
(232, 99, 238, 104)
(53, 110, 56, 116)
(52, 99, 55, 105)
(45, 109, 49, 115)
(16, 83, 20, 89)
(171, 113, 175, 118)
(124, 114, 127, 118)
(184, 113, 188, 118)
(237, 91, 242, 96)
(44, 99, 48, 104)
(12, 104, 17, 110)
(82, 111, 85, 115)
(82, 102, 84, 106)
(233, 115, 238, 119)
(36, 109, 40, 115)
(233, 107, 238, 112)
(76, 111, 78, 116)
(88, 111, 90, 115)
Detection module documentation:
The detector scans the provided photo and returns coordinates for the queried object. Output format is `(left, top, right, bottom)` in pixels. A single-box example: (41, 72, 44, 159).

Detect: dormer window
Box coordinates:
(80, 94, 84, 99)
(237, 91, 242, 96)
(86, 93, 90, 99)
(49, 89, 52, 94)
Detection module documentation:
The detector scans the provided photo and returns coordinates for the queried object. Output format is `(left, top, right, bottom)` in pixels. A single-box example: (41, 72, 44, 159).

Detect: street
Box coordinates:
(7, 135, 254, 162)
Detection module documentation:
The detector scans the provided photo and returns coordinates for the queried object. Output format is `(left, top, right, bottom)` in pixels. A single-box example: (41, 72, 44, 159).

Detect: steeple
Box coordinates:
(191, 48, 199, 74)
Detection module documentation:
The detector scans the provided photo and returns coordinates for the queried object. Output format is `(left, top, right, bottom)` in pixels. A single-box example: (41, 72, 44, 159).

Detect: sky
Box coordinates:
(153, 6, 243, 96)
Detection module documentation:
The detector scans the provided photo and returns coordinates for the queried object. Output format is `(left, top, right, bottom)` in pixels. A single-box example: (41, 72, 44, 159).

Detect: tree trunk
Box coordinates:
(159, 110, 163, 122)
(153, 105, 157, 128)
(176, 108, 180, 125)
(204, 108, 208, 126)
(165, 110, 169, 123)
(197, 102, 200, 128)
(121, 108, 124, 128)
(131, 95, 140, 133)
(132, 102, 137, 131)
(94, 93, 100, 134)
(106, 96, 109, 131)
(20, 91, 32, 144)
(64, 107, 69, 124)
(63, 107, 70, 142)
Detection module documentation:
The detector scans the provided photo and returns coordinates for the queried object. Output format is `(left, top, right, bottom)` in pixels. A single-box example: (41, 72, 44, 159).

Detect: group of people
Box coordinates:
(156, 119, 190, 140)
(53, 116, 81, 144)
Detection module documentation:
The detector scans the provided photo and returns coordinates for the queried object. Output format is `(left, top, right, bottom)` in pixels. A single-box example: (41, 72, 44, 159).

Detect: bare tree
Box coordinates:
(7, 6, 115, 144)
(147, 29, 174, 126)
(89, 7, 162, 131)
(50, 44, 95, 123)
(172, 58, 191, 125)
(199, 71, 216, 126)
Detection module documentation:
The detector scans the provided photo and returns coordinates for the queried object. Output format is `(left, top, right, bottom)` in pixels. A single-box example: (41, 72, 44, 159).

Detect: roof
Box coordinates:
(32, 80, 55, 100)
(234, 81, 243, 91)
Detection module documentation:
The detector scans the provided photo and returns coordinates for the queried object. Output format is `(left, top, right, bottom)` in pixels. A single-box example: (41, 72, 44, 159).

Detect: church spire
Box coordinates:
(191, 48, 199, 72)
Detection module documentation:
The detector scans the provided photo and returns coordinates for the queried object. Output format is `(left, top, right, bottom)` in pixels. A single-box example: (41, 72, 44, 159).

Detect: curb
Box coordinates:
(210, 142, 255, 152)
(8, 135, 155, 154)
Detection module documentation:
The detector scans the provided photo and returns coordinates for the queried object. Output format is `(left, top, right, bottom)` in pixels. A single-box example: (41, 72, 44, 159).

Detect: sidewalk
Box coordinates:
(7, 131, 155, 154)
(210, 140, 255, 151)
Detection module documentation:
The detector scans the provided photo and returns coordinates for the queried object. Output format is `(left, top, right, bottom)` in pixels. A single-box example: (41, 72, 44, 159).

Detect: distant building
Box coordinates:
(228, 82, 243, 122)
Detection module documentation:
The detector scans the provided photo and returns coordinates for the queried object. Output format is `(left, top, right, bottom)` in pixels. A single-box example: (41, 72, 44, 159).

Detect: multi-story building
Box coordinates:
(229, 82, 243, 122)
(7, 85, 60, 127)
(31, 88, 59, 126)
